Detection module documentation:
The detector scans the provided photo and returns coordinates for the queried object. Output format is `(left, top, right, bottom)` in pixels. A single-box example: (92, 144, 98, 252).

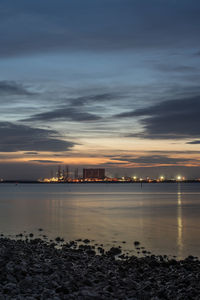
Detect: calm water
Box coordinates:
(0, 182, 200, 259)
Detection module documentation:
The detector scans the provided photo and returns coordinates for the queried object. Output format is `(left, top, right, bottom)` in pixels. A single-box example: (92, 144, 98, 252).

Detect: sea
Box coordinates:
(0, 182, 200, 259)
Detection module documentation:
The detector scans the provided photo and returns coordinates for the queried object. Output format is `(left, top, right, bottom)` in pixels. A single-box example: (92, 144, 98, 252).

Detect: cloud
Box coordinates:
(186, 140, 200, 144)
(24, 152, 38, 155)
(22, 107, 102, 122)
(116, 96, 200, 139)
(30, 160, 62, 164)
(156, 65, 197, 73)
(0, 0, 200, 57)
(104, 162, 129, 166)
(68, 93, 119, 108)
(0, 122, 75, 152)
(112, 155, 195, 165)
(0, 81, 33, 96)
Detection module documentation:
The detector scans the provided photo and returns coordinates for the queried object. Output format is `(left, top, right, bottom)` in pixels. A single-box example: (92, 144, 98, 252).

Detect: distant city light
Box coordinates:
(37, 166, 195, 184)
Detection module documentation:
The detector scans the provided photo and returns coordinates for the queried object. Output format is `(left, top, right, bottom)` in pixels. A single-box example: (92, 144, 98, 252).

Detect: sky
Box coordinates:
(0, 0, 200, 180)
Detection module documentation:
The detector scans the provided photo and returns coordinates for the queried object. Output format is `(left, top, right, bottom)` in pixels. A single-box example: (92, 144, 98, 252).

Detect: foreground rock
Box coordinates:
(0, 238, 200, 299)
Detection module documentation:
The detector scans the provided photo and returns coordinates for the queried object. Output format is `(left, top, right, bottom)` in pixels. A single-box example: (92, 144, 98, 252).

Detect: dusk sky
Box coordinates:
(0, 0, 200, 179)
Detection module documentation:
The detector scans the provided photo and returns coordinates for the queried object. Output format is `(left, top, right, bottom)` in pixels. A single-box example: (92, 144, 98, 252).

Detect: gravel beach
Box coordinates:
(0, 237, 200, 299)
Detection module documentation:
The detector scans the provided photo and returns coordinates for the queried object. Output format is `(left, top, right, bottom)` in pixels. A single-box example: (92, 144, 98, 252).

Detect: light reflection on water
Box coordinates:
(0, 182, 200, 259)
(177, 183, 183, 257)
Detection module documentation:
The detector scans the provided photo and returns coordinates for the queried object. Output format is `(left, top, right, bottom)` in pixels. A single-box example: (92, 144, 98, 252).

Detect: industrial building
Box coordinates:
(83, 168, 105, 180)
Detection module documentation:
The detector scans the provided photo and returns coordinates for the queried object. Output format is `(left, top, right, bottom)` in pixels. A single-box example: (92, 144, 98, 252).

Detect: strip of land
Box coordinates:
(0, 237, 199, 299)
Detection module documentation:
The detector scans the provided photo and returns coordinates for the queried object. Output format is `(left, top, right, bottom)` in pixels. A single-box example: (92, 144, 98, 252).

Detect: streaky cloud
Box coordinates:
(30, 160, 62, 164)
(186, 140, 200, 144)
(116, 96, 200, 139)
(112, 155, 196, 165)
(24, 152, 38, 155)
(69, 93, 117, 107)
(0, 81, 34, 96)
(0, 122, 75, 152)
(22, 108, 102, 122)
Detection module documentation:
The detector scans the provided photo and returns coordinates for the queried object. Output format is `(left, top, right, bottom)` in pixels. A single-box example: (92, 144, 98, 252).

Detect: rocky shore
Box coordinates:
(0, 237, 200, 299)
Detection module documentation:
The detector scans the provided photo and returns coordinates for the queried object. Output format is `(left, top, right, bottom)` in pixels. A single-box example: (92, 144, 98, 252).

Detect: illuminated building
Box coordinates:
(83, 168, 105, 180)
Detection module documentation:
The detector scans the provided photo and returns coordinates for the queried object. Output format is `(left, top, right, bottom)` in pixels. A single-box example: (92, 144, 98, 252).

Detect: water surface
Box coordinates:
(0, 182, 200, 258)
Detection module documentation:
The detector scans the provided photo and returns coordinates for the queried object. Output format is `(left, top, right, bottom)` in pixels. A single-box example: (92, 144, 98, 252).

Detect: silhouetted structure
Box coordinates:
(57, 166, 62, 180)
(74, 168, 79, 179)
(65, 165, 69, 181)
(83, 168, 105, 180)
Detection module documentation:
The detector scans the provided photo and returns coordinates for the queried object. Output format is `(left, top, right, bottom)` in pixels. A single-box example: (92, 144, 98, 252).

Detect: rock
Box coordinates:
(134, 241, 140, 246)
(3, 282, 17, 293)
(19, 276, 33, 290)
(6, 261, 15, 273)
(0, 236, 199, 299)
(86, 249, 96, 255)
(55, 236, 63, 242)
(83, 239, 90, 244)
(80, 289, 97, 297)
(97, 247, 104, 254)
(107, 247, 122, 256)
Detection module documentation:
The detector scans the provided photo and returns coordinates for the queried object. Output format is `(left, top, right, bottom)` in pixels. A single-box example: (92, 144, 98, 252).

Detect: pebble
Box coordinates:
(0, 237, 199, 299)
(134, 241, 140, 246)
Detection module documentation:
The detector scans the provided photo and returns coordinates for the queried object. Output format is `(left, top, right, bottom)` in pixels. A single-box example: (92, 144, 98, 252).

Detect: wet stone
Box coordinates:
(55, 237, 63, 242)
(134, 241, 140, 246)
(107, 247, 122, 256)
(0, 236, 199, 299)
(83, 239, 90, 244)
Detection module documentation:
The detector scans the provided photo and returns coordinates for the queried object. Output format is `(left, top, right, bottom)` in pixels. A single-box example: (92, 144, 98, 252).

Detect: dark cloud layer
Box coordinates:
(30, 160, 62, 164)
(112, 155, 195, 165)
(22, 108, 101, 122)
(69, 93, 117, 107)
(21, 92, 119, 123)
(0, 0, 200, 57)
(0, 122, 75, 152)
(24, 152, 38, 155)
(117, 97, 200, 139)
(0, 81, 32, 96)
(186, 140, 200, 144)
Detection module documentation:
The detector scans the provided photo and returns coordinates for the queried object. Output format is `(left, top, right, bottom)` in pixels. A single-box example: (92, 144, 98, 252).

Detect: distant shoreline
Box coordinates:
(1, 180, 200, 184)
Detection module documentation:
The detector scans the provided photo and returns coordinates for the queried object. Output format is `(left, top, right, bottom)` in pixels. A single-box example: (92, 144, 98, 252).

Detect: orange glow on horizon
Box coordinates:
(0, 145, 200, 168)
